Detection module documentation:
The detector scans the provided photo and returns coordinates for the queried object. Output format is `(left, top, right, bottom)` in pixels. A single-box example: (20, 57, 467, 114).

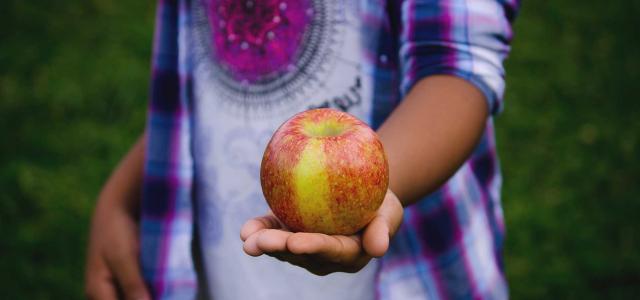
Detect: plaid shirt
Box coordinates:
(140, 0, 519, 299)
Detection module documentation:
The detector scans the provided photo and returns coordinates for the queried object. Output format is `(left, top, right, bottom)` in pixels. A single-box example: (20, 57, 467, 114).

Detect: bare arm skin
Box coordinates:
(379, 75, 489, 205)
(241, 75, 489, 273)
(85, 134, 150, 300)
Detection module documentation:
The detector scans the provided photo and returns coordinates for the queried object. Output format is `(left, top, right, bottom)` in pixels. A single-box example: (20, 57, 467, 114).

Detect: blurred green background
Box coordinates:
(1, 1, 638, 299)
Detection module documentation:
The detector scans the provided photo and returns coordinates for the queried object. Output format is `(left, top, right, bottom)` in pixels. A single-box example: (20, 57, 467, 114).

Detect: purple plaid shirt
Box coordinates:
(141, 0, 519, 299)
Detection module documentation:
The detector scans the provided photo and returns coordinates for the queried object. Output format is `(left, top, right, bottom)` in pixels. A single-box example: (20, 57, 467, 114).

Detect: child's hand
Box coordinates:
(85, 200, 150, 300)
(240, 189, 403, 275)
(84, 136, 150, 300)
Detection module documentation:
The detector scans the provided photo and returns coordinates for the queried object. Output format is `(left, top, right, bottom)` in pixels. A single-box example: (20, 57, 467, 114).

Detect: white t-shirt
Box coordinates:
(189, 0, 379, 299)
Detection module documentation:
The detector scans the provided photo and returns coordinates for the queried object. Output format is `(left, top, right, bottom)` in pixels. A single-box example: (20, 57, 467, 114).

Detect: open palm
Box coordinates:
(240, 189, 403, 275)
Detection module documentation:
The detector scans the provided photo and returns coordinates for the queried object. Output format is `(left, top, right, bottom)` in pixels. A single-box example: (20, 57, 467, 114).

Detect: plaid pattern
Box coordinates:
(140, 0, 519, 298)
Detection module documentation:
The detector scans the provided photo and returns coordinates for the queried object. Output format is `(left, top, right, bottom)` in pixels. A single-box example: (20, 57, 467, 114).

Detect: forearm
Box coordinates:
(377, 75, 489, 206)
(94, 133, 146, 216)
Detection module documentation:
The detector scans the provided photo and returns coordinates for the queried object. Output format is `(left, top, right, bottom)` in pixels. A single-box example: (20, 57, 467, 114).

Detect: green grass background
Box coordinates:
(1, 1, 638, 298)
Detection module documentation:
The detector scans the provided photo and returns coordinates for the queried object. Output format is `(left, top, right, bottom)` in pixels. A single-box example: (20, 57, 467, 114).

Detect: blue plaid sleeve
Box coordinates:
(140, 0, 198, 298)
(399, 0, 519, 114)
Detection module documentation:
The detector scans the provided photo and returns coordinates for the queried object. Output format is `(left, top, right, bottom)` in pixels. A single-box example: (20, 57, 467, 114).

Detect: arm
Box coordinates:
(240, 75, 488, 273)
(380, 75, 488, 206)
(241, 0, 515, 275)
(85, 134, 150, 300)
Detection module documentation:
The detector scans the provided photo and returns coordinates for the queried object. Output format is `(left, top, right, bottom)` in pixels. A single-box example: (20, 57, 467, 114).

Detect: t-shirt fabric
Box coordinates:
(191, 1, 378, 299)
(139, 0, 520, 299)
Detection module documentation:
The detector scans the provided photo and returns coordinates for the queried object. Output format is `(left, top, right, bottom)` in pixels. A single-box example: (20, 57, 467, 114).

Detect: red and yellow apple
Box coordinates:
(260, 108, 389, 235)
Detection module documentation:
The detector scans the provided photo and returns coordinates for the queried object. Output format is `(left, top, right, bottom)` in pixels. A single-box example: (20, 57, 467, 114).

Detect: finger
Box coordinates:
(286, 233, 363, 263)
(363, 191, 404, 257)
(243, 229, 266, 256)
(85, 278, 119, 300)
(105, 248, 150, 300)
(256, 229, 292, 253)
(85, 253, 118, 300)
(107, 256, 149, 300)
(240, 214, 283, 241)
(362, 217, 390, 258)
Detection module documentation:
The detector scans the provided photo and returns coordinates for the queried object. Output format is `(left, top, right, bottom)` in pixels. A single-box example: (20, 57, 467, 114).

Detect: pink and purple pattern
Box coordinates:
(208, 0, 313, 83)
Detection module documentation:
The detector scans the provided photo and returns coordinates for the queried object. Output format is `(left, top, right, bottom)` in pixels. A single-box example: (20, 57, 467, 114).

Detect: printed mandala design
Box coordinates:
(209, 0, 313, 83)
(193, 0, 344, 114)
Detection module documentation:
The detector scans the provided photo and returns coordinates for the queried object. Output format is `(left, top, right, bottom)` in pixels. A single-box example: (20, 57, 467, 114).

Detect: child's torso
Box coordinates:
(190, 0, 389, 298)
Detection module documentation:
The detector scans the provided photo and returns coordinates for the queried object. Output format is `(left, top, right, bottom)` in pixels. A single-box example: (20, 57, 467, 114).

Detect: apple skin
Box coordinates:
(260, 108, 389, 235)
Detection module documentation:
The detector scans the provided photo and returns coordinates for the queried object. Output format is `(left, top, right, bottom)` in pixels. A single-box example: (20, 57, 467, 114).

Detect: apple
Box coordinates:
(260, 108, 389, 235)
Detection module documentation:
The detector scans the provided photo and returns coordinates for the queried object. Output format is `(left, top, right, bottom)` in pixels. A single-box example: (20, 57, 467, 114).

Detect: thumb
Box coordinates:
(363, 190, 404, 257)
